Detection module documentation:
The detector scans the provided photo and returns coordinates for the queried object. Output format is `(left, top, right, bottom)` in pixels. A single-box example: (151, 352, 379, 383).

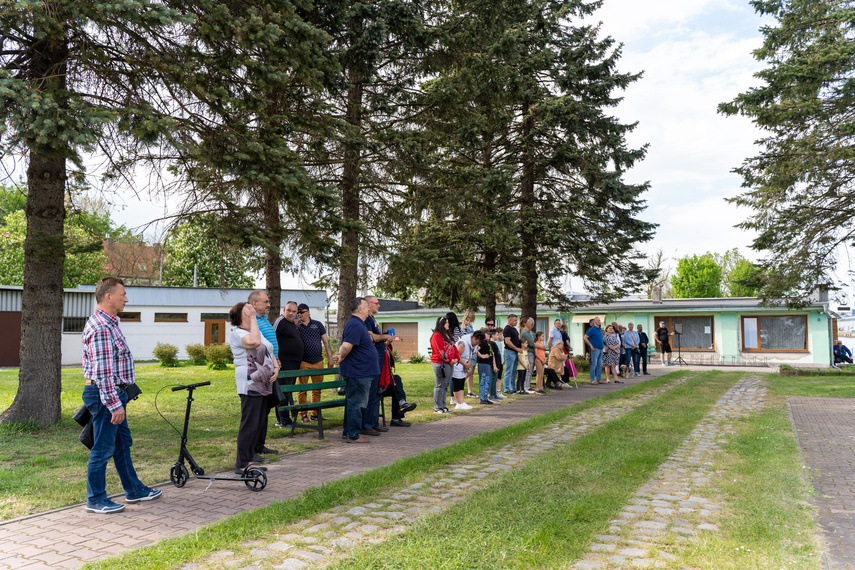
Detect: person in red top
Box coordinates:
(430, 317, 458, 413)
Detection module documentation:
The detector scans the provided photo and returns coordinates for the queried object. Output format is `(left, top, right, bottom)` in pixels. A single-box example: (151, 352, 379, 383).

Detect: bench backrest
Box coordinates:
(277, 367, 339, 380)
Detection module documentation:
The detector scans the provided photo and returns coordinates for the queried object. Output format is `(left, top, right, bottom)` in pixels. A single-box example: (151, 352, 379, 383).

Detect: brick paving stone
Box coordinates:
(790, 396, 855, 570)
(0, 369, 684, 569)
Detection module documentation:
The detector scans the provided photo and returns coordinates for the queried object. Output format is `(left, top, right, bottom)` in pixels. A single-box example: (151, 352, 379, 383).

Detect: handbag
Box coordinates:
(271, 379, 288, 404)
(75, 383, 142, 450)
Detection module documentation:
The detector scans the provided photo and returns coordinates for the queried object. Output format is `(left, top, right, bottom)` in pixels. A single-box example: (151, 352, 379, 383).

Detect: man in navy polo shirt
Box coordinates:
(362, 295, 394, 436)
(334, 297, 380, 443)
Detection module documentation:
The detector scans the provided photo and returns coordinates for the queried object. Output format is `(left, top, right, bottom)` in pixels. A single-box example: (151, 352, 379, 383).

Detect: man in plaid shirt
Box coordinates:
(81, 277, 161, 514)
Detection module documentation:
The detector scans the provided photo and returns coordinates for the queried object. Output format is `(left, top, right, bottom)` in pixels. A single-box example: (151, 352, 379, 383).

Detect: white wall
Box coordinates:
(59, 304, 325, 365)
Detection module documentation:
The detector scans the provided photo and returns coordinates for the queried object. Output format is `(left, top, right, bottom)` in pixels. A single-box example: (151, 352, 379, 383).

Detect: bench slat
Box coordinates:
(278, 367, 339, 379)
(279, 399, 346, 412)
(279, 380, 345, 392)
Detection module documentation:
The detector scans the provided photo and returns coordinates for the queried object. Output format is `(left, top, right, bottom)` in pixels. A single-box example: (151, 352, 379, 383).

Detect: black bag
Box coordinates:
(271, 379, 288, 404)
(75, 383, 142, 450)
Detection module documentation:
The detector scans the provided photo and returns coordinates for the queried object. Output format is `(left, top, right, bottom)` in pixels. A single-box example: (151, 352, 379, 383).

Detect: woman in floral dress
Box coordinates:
(602, 324, 621, 384)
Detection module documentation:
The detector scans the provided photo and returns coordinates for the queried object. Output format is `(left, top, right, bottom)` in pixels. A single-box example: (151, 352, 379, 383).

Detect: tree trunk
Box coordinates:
(337, 71, 364, 338)
(263, 186, 282, 322)
(519, 100, 538, 323)
(0, 150, 66, 426)
(0, 23, 68, 426)
(484, 249, 497, 321)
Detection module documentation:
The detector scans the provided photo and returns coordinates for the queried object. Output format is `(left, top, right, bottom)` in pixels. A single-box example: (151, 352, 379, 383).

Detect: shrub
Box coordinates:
(570, 357, 589, 373)
(205, 343, 232, 370)
(185, 343, 207, 365)
(153, 342, 179, 367)
(390, 349, 400, 364)
(407, 353, 426, 364)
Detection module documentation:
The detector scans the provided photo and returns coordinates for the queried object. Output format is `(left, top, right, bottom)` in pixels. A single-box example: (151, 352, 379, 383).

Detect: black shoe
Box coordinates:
(252, 453, 265, 463)
(390, 419, 411, 427)
(372, 426, 390, 432)
(479, 399, 493, 405)
(360, 428, 381, 436)
(553, 385, 563, 390)
(259, 447, 278, 454)
(400, 402, 417, 413)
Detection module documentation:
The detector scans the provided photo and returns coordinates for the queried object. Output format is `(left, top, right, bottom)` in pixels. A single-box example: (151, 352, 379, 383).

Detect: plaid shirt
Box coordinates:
(82, 308, 135, 412)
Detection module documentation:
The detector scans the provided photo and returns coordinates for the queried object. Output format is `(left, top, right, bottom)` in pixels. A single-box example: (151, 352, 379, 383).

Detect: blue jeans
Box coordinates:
(503, 350, 518, 392)
(629, 350, 641, 373)
(362, 373, 381, 430)
(589, 348, 603, 383)
(83, 385, 146, 504)
(343, 376, 372, 439)
(478, 364, 492, 401)
(490, 369, 499, 398)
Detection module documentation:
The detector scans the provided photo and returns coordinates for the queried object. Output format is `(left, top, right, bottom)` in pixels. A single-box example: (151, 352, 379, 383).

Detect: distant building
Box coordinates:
(0, 285, 327, 367)
(103, 238, 163, 285)
(373, 296, 837, 367)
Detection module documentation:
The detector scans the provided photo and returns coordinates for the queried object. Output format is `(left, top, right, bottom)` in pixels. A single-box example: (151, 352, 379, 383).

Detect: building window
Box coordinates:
(655, 316, 714, 350)
(200, 313, 229, 321)
(62, 317, 88, 333)
(742, 315, 807, 351)
(117, 312, 141, 322)
(155, 313, 188, 323)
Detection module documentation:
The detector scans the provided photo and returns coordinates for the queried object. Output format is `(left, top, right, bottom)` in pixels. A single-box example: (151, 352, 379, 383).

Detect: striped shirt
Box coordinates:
(82, 308, 135, 413)
(256, 315, 279, 359)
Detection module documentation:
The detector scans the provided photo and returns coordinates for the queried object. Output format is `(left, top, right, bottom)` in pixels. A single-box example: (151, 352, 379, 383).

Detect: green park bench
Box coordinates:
(276, 367, 345, 439)
(276, 367, 394, 439)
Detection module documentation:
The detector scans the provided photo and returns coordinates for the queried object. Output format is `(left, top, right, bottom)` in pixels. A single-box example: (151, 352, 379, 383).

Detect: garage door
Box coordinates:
(0, 312, 21, 367)
(378, 321, 419, 360)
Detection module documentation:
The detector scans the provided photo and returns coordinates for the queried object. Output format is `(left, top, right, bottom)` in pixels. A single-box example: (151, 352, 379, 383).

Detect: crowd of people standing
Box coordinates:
(429, 313, 578, 413)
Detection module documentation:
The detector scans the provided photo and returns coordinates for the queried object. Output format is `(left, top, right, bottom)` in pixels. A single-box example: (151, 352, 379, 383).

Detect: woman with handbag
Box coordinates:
(431, 317, 458, 413)
(229, 302, 279, 474)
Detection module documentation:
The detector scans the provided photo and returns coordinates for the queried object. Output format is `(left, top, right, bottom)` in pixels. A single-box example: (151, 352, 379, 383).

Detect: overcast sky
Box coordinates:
(13, 0, 779, 292)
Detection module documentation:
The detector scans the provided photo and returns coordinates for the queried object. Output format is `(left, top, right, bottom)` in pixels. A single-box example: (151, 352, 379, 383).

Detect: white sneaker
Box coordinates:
(456, 403, 473, 410)
(495, 392, 506, 400)
(560, 382, 571, 388)
(525, 389, 536, 394)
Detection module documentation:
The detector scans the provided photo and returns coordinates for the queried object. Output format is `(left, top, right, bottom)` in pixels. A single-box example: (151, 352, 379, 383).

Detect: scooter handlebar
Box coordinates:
(171, 381, 212, 392)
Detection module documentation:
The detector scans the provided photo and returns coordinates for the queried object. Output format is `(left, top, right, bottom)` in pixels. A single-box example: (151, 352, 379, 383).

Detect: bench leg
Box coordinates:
(317, 410, 324, 440)
(379, 397, 386, 427)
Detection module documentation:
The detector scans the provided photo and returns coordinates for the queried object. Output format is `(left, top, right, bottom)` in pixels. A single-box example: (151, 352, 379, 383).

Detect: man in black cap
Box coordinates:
(295, 303, 334, 422)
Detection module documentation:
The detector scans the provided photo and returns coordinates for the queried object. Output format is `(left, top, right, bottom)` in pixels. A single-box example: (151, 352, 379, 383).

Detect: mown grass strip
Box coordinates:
(679, 393, 821, 568)
(82, 373, 691, 569)
(325, 371, 739, 569)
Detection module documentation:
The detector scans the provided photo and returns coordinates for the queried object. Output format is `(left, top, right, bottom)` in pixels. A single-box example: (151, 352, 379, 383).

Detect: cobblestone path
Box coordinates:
(179, 377, 691, 569)
(573, 376, 766, 569)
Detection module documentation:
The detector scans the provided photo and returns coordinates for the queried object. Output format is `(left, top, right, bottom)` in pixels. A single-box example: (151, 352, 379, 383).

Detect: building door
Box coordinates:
(0, 312, 22, 367)
(378, 322, 419, 360)
(204, 320, 227, 345)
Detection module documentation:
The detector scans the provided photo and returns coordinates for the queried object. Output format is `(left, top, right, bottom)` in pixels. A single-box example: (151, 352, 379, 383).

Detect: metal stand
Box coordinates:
(674, 332, 687, 366)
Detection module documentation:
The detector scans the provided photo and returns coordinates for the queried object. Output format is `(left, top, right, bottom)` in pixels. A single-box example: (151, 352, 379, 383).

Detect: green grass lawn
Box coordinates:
(0, 362, 438, 520)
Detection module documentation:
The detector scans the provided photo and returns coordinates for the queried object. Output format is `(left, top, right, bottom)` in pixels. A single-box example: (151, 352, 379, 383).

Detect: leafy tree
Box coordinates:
(161, 218, 256, 289)
(0, 183, 26, 224)
(671, 254, 723, 298)
(719, 0, 855, 302)
(713, 248, 759, 297)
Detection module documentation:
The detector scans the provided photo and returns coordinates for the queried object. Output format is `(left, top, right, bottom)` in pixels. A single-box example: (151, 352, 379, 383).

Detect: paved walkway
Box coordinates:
(789, 397, 855, 570)
(0, 368, 672, 570)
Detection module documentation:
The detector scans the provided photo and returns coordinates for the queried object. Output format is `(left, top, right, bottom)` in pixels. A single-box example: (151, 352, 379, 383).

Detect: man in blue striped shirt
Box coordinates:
(248, 290, 280, 456)
(82, 277, 161, 514)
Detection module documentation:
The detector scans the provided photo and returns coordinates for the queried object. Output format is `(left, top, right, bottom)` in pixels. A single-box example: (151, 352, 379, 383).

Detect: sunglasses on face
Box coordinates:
(298, 310, 307, 314)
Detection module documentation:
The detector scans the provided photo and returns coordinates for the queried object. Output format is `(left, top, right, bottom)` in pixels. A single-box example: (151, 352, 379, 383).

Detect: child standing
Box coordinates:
(516, 339, 530, 394)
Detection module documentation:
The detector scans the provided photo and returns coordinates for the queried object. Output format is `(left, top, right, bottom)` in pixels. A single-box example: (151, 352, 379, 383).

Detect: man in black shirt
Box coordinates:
(637, 324, 651, 375)
(274, 301, 304, 427)
(655, 320, 673, 366)
(503, 315, 523, 395)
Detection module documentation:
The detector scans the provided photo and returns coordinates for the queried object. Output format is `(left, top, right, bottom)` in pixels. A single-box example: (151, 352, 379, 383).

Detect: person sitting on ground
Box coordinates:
(379, 338, 417, 426)
(546, 342, 569, 390)
(834, 340, 853, 364)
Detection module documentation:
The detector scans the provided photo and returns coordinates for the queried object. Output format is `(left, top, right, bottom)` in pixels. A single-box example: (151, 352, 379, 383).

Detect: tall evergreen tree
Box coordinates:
(719, 0, 855, 302)
(0, 0, 198, 425)
(383, 0, 655, 320)
(303, 0, 428, 334)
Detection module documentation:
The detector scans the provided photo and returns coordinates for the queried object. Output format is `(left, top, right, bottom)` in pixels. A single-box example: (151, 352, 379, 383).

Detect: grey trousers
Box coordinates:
(432, 362, 452, 410)
(524, 353, 535, 390)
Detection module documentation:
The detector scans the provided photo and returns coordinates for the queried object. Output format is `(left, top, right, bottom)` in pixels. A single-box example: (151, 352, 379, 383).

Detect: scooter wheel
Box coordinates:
(244, 468, 267, 492)
(170, 463, 190, 488)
